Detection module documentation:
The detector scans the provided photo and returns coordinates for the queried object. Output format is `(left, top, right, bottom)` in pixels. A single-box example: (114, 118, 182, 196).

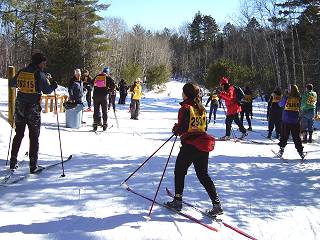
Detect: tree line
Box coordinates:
(0, 0, 319, 94)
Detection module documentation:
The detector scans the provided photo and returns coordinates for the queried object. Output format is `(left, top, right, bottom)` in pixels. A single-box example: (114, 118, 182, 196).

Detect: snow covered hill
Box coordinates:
(0, 78, 319, 240)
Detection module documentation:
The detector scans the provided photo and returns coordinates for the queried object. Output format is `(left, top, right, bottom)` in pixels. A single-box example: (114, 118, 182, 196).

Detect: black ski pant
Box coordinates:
(108, 94, 116, 111)
(240, 110, 251, 128)
(130, 99, 140, 119)
(225, 113, 246, 137)
(86, 89, 92, 108)
(93, 95, 108, 125)
(174, 144, 220, 205)
(10, 100, 41, 168)
(118, 92, 127, 104)
(268, 110, 282, 136)
(278, 122, 303, 153)
(208, 103, 218, 122)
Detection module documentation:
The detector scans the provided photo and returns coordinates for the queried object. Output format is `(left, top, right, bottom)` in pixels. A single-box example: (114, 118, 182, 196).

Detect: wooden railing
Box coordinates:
(41, 94, 68, 113)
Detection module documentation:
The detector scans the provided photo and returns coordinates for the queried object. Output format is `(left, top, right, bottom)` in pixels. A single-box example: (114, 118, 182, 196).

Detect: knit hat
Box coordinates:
(32, 53, 46, 65)
(103, 67, 110, 73)
(219, 76, 229, 85)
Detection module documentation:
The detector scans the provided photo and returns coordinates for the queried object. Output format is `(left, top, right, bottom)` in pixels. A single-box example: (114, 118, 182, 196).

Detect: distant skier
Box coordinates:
(240, 86, 254, 131)
(129, 78, 142, 120)
(267, 87, 283, 139)
(301, 83, 317, 143)
(82, 70, 93, 112)
(166, 82, 223, 217)
(9, 52, 57, 173)
(205, 89, 219, 124)
(277, 85, 304, 159)
(92, 67, 115, 131)
(68, 69, 86, 105)
(218, 76, 247, 140)
(118, 79, 128, 104)
(108, 87, 116, 112)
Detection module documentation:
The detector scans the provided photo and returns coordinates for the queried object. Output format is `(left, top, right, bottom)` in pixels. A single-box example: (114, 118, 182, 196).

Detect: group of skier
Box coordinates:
(6, 52, 318, 219)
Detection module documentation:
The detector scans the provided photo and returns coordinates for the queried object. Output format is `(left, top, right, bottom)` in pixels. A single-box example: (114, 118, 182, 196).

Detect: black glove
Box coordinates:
(172, 123, 178, 136)
(51, 81, 58, 90)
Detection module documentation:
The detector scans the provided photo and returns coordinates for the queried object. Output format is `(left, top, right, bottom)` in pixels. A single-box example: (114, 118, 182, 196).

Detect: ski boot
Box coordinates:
(277, 147, 284, 158)
(220, 135, 230, 141)
(102, 123, 108, 131)
(166, 197, 182, 211)
(247, 126, 252, 131)
(239, 132, 248, 140)
(267, 132, 272, 139)
(207, 203, 223, 217)
(9, 158, 18, 171)
(299, 151, 306, 162)
(302, 131, 308, 143)
(93, 123, 98, 132)
(30, 165, 45, 174)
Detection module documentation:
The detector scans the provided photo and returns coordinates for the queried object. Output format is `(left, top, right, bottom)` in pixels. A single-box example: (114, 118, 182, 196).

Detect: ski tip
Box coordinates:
(120, 182, 129, 190)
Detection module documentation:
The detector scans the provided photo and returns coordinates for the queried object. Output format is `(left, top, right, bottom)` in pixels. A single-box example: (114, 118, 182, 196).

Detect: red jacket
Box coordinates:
(174, 99, 215, 152)
(219, 85, 242, 115)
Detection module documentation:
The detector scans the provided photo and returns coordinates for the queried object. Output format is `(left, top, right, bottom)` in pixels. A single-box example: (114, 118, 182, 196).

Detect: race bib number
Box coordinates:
(94, 76, 106, 88)
(188, 106, 206, 133)
(307, 95, 316, 106)
(284, 97, 300, 111)
(17, 71, 36, 93)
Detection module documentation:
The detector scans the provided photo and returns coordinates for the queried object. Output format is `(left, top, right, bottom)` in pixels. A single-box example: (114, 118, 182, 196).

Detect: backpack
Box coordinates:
(233, 85, 245, 105)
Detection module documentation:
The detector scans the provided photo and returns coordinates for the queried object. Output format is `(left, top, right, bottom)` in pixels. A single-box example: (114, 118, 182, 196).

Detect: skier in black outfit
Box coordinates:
(92, 67, 115, 131)
(267, 87, 283, 139)
(9, 53, 58, 173)
(240, 86, 254, 131)
(118, 79, 128, 104)
(205, 90, 219, 124)
(82, 70, 93, 111)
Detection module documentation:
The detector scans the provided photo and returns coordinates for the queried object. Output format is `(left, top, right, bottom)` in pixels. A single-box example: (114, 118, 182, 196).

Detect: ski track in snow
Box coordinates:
(0, 78, 319, 240)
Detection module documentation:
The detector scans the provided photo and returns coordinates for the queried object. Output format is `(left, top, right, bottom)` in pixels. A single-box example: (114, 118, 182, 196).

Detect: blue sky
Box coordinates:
(100, 0, 239, 31)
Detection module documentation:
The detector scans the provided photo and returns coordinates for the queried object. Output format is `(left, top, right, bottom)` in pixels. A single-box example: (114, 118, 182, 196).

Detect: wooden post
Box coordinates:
(7, 66, 16, 127)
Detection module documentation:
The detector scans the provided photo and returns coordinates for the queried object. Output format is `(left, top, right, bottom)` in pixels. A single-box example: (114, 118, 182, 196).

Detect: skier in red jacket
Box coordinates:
(218, 77, 247, 140)
(166, 82, 223, 217)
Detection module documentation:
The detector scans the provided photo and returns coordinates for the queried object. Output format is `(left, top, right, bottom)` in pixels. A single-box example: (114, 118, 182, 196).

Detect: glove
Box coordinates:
(51, 81, 58, 90)
(172, 123, 178, 136)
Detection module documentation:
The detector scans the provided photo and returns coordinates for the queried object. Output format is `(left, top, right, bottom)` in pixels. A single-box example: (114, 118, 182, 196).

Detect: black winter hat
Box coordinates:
(32, 53, 47, 65)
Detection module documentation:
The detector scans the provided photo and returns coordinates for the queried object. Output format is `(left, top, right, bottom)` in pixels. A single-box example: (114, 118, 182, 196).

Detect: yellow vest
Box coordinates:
(284, 97, 300, 111)
(187, 106, 206, 133)
(17, 71, 36, 94)
(211, 94, 219, 101)
(243, 94, 252, 103)
(132, 84, 142, 100)
(272, 94, 282, 103)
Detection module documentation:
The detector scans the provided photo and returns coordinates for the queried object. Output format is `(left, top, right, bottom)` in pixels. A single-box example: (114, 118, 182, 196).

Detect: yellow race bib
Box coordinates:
(284, 97, 300, 111)
(188, 106, 206, 133)
(17, 71, 36, 94)
(272, 94, 282, 103)
(211, 94, 219, 101)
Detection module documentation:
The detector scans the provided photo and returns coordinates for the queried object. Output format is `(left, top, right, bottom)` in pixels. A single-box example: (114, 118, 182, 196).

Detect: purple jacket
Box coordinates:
(279, 96, 300, 124)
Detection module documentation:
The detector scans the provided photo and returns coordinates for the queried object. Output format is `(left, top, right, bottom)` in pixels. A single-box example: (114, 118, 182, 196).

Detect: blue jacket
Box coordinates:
(11, 64, 55, 104)
(279, 96, 300, 124)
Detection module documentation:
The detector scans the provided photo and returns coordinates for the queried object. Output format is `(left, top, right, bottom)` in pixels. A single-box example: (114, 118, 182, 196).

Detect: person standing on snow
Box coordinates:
(205, 89, 219, 124)
(82, 70, 93, 112)
(92, 67, 115, 131)
(166, 82, 223, 217)
(267, 87, 283, 139)
(130, 78, 142, 120)
(218, 76, 247, 140)
(118, 79, 128, 104)
(240, 86, 254, 131)
(68, 69, 86, 105)
(301, 84, 317, 143)
(277, 84, 305, 159)
(9, 52, 58, 173)
(108, 87, 116, 112)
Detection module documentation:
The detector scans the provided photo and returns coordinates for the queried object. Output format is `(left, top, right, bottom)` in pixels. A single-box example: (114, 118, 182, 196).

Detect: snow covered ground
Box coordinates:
(0, 78, 319, 240)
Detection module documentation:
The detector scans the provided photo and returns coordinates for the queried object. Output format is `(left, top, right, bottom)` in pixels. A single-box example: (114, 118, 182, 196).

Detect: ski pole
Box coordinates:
(148, 135, 177, 218)
(54, 89, 65, 177)
(6, 119, 14, 166)
(221, 102, 237, 140)
(113, 109, 119, 128)
(121, 134, 175, 185)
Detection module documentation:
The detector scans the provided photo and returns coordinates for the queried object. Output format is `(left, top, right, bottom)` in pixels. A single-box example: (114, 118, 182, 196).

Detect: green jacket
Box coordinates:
(301, 90, 317, 111)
